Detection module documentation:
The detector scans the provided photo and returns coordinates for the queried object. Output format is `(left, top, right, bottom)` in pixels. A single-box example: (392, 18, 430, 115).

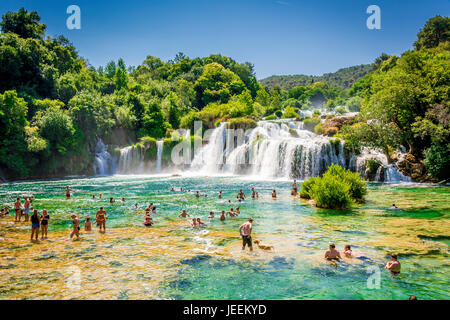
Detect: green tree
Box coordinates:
(414, 16, 450, 50)
(0, 7, 46, 39)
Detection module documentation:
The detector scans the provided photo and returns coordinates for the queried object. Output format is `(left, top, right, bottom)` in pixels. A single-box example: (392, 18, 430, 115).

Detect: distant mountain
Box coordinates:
(260, 64, 374, 90)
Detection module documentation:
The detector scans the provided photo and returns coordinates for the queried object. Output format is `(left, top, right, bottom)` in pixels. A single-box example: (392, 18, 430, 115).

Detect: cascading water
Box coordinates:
(156, 141, 164, 173)
(93, 139, 116, 176)
(118, 145, 145, 174)
(190, 120, 347, 179)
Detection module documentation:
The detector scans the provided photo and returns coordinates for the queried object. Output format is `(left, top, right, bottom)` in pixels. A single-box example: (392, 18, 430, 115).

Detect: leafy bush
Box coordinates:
(313, 110, 321, 117)
(299, 177, 318, 199)
(424, 144, 450, 180)
(265, 114, 277, 120)
(314, 123, 324, 135)
(274, 110, 282, 117)
(303, 117, 321, 132)
(281, 106, 299, 119)
(301, 164, 367, 208)
(226, 117, 257, 130)
(311, 174, 351, 209)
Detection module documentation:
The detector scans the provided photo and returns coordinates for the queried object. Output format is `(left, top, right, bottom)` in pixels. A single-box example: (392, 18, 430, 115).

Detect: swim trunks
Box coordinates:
(242, 235, 252, 248)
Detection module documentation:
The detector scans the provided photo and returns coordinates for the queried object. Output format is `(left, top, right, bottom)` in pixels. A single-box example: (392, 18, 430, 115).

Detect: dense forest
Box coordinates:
(260, 64, 374, 90)
(0, 8, 448, 182)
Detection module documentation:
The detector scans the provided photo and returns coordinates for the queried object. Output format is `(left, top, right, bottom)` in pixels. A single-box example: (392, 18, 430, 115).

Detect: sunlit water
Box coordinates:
(0, 175, 448, 300)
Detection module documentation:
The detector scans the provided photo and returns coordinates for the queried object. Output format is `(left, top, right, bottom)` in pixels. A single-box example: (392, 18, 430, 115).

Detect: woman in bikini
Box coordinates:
(40, 209, 50, 239)
(96, 207, 107, 233)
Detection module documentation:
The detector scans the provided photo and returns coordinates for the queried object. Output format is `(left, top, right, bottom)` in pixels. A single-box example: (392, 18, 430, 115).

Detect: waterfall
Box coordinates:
(190, 120, 350, 179)
(118, 145, 145, 174)
(93, 139, 116, 176)
(156, 141, 164, 173)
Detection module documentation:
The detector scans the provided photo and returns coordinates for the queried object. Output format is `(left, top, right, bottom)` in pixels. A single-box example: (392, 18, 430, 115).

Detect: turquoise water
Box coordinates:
(0, 175, 449, 300)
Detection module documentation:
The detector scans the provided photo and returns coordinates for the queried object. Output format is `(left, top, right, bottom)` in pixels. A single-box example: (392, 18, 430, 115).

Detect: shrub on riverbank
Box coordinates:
(300, 164, 367, 208)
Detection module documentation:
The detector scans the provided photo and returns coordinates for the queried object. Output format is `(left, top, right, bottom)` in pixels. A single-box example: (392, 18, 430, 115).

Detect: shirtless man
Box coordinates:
(239, 219, 253, 251)
(14, 197, 22, 222)
(227, 208, 236, 217)
(385, 254, 401, 275)
(272, 190, 277, 199)
(146, 203, 154, 212)
(191, 218, 198, 227)
(196, 218, 205, 227)
(251, 188, 256, 199)
(69, 214, 80, 240)
(218, 191, 222, 199)
(23, 196, 31, 222)
(235, 207, 240, 215)
(325, 244, 341, 261)
(237, 189, 245, 200)
(208, 211, 214, 219)
(219, 210, 226, 221)
(179, 209, 190, 218)
(195, 191, 200, 199)
(96, 207, 107, 233)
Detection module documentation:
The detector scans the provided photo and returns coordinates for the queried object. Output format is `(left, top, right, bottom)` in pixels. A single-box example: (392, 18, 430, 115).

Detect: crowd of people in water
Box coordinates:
(1, 180, 402, 277)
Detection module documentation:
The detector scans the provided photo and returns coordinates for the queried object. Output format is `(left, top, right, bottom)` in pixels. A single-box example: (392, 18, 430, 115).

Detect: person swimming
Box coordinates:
(219, 210, 226, 221)
(227, 208, 236, 217)
(121, 197, 125, 202)
(208, 211, 214, 219)
(291, 180, 298, 196)
(218, 191, 222, 199)
(110, 197, 115, 203)
(144, 213, 154, 227)
(343, 245, 353, 258)
(251, 188, 256, 199)
(135, 203, 139, 210)
(272, 190, 277, 199)
(392, 204, 399, 209)
(179, 209, 190, 218)
(385, 253, 401, 275)
(235, 207, 240, 215)
(65, 186, 72, 199)
(191, 218, 198, 227)
(325, 244, 341, 261)
(196, 218, 205, 227)
(237, 189, 245, 200)
(92, 195, 96, 199)
(195, 191, 200, 198)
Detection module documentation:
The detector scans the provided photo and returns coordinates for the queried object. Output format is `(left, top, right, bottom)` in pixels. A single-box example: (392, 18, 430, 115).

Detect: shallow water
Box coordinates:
(0, 176, 449, 300)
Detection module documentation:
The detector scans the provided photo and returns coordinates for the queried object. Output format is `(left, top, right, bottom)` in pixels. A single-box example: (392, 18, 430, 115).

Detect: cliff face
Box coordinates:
(320, 116, 356, 136)
(394, 153, 436, 183)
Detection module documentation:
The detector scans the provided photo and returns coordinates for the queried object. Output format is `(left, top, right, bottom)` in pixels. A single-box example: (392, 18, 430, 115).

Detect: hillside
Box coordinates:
(260, 64, 374, 90)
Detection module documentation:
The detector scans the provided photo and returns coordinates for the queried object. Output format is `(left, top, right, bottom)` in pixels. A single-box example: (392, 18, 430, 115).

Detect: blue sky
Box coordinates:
(1, 0, 449, 79)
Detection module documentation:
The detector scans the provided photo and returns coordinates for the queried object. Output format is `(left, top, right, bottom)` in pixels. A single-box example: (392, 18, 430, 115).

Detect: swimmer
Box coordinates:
(179, 209, 190, 218)
(272, 190, 277, 199)
(135, 203, 139, 210)
(99, 194, 102, 199)
(152, 206, 157, 214)
(220, 210, 226, 221)
(144, 213, 154, 227)
(191, 218, 198, 227)
(84, 217, 92, 231)
(40, 209, 50, 239)
(218, 191, 222, 199)
(235, 207, 240, 215)
(96, 207, 108, 233)
(343, 245, 353, 258)
(196, 218, 205, 227)
(180, 187, 184, 192)
(69, 214, 80, 240)
(228, 199, 232, 204)
(409, 296, 418, 300)
(110, 197, 115, 204)
(92, 195, 96, 199)
(170, 187, 175, 192)
(237, 189, 245, 200)
(392, 204, 399, 209)
(208, 211, 214, 219)
(146, 203, 154, 211)
(325, 244, 341, 261)
(195, 191, 200, 198)
(227, 208, 236, 217)
(121, 197, 125, 202)
(385, 254, 401, 275)
(14, 197, 22, 222)
(256, 192, 259, 199)
(239, 219, 253, 252)
(251, 188, 255, 199)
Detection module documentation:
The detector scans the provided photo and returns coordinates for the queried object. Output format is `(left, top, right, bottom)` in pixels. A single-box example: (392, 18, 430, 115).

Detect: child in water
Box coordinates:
(343, 245, 353, 258)
(85, 217, 92, 231)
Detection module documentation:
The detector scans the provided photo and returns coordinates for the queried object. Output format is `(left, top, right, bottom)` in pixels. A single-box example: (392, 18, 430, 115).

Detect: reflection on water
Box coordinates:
(0, 176, 449, 300)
